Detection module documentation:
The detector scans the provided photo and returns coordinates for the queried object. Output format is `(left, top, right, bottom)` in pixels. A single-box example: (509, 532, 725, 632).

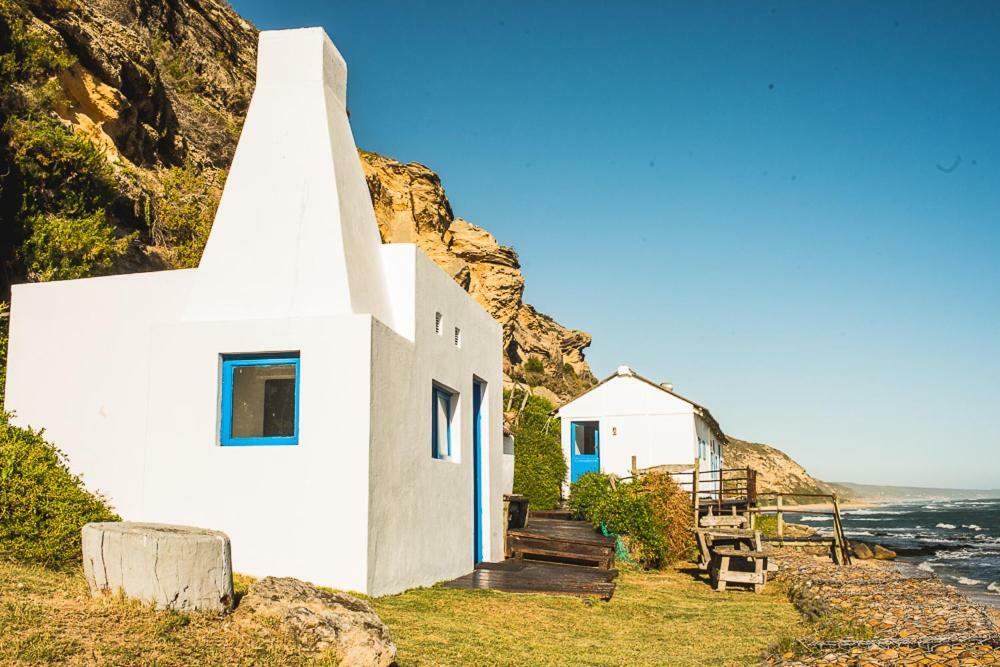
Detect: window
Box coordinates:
(435, 312, 443, 335)
(573, 422, 599, 455)
(432, 385, 456, 460)
(220, 353, 300, 446)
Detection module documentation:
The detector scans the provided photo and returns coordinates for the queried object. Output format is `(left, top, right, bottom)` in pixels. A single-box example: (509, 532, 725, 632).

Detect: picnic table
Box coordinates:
(709, 547, 772, 593)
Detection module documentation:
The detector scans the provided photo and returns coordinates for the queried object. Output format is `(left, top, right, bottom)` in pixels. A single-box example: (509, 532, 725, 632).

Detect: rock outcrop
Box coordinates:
(724, 436, 850, 502)
(239, 576, 397, 666)
(1, 0, 592, 399)
(361, 151, 593, 385)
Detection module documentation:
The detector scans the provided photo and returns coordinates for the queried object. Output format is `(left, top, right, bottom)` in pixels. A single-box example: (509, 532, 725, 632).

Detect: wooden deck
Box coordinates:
(506, 517, 617, 568)
(444, 559, 618, 600)
(445, 516, 619, 599)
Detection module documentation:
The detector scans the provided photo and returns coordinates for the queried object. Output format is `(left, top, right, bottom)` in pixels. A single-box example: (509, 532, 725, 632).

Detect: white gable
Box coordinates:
(558, 373, 695, 418)
(183, 28, 396, 330)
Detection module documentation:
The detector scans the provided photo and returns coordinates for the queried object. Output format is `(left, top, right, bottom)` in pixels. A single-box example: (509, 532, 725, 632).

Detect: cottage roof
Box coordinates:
(556, 365, 726, 442)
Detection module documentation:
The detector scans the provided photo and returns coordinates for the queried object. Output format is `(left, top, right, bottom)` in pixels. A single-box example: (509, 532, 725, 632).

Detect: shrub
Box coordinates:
(152, 165, 223, 268)
(523, 357, 544, 374)
(5, 115, 115, 218)
(568, 471, 695, 568)
(23, 210, 132, 281)
(0, 414, 119, 566)
(509, 390, 566, 510)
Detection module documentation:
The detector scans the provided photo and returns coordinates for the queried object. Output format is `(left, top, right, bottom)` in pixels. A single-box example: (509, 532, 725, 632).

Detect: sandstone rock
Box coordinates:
(240, 576, 396, 666)
(873, 544, 897, 560)
(82, 522, 234, 613)
(852, 542, 875, 560)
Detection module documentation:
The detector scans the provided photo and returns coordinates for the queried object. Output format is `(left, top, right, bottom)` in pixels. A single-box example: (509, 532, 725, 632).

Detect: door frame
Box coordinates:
(472, 379, 485, 564)
(570, 420, 600, 482)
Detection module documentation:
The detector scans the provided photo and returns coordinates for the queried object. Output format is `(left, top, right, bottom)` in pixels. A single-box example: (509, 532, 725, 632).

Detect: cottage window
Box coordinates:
(220, 353, 300, 446)
(432, 384, 456, 460)
(573, 422, 599, 455)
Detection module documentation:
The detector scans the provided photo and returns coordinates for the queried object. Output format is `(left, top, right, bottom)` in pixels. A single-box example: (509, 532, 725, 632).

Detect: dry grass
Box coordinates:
(0, 561, 334, 666)
(1, 559, 804, 666)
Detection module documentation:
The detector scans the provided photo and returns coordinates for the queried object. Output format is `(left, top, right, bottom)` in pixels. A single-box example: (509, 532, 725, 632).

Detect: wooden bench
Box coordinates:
(692, 528, 763, 571)
(710, 547, 772, 593)
(699, 514, 749, 529)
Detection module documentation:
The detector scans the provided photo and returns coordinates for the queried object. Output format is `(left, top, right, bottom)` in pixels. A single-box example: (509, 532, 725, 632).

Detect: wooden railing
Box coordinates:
(750, 492, 852, 566)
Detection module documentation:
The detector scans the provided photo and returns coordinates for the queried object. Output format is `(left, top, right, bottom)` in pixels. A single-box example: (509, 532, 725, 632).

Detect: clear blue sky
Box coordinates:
(230, 1, 1000, 489)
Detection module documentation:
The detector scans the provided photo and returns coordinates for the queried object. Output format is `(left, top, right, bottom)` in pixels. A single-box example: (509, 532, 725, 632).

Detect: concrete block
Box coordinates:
(82, 522, 234, 613)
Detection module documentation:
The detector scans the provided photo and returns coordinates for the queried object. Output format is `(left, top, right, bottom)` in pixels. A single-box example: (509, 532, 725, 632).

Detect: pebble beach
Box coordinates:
(768, 549, 1000, 666)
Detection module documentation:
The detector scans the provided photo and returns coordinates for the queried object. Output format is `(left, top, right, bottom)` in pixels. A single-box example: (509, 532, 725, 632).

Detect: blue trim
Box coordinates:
(220, 353, 300, 447)
(570, 421, 600, 482)
(472, 380, 484, 564)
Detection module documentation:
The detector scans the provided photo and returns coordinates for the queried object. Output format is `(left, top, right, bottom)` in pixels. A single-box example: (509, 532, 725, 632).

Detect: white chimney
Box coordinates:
(616, 365, 633, 376)
(183, 28, 395, 329)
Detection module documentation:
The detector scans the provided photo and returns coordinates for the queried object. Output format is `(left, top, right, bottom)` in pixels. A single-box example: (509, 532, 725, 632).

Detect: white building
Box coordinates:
(4, 27, 506, 597)
(556, 366, 725, 486)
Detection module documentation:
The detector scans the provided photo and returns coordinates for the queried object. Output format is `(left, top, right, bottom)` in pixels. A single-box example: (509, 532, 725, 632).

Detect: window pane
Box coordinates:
(232, 364, 297, 438)
(574, 422, 597, 455)
(435, 391, 450, 458)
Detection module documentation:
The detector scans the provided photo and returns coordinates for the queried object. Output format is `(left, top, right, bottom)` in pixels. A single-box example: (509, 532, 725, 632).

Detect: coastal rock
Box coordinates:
(724, 437, 848, 499)
(852, 542, 874, 560)
(239, 576, 397, 666)
(872, 544, 897, 560)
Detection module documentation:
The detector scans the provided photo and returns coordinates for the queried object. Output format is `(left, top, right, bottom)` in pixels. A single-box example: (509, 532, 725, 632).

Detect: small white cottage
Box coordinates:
(4, 27, 505, 597)
(556, 366, 725, 486)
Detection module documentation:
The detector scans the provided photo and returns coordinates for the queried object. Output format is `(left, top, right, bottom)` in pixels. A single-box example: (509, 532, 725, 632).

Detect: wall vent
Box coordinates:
(454, 327, 462, 347)
(435, 312, 442, 335)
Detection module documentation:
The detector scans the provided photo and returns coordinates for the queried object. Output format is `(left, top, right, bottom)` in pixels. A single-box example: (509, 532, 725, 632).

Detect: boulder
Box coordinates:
(873, 544, 897, 560)
(240, 576, 396, 666)
(852, 541, 874, 560)
(82, 522, 234, 613)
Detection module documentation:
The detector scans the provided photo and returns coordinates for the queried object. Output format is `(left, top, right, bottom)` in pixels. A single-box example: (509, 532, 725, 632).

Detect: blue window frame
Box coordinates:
(220, 353, 300, 446)
(432, 385, 455, 460)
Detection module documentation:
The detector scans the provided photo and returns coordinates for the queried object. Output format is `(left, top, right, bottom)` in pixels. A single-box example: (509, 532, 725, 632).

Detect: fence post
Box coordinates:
(631, 455, 637, 478)
(776, 494, 784, 543)
(692, 458, 700, 525)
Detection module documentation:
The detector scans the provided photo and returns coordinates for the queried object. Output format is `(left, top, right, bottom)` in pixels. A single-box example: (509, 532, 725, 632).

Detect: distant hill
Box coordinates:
(723, 437, 852, 503)
(830, 481, 1000, 502)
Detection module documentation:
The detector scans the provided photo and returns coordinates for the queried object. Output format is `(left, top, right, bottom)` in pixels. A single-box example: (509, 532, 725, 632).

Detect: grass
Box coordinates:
(0, 559, 805, 666)
(373, 565, 805, 666)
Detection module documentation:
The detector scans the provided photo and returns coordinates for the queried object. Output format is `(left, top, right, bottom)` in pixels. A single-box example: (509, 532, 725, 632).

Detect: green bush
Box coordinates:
(152, 165, 223, 268)
(23, 210, 132, 281)
(5, 115, 116, 218)
(509, 390, 566, 510)
(569, 471, 694, 568)
(0, 414, 119, 566)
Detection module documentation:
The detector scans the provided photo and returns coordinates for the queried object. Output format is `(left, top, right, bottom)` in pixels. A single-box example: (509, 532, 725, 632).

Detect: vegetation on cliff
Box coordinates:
(0, 0, 593, 403)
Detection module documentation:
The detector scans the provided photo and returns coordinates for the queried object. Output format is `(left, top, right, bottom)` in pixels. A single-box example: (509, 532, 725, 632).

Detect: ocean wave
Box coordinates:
(800, 516, 832, 522)
(918, 561, 937, 572)
(962, 524, 984, 531)
(988, 582, 1000, 594)
(844, 530, 874, 537)
(957, 577, 984, 586)
(936, 523, 957, 529)
(845, 509, 910, 515)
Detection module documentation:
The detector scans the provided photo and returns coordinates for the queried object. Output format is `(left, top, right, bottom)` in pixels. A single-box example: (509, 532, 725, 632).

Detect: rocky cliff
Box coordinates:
(724, 436, 851, 502)
(0, 0, 593, 398)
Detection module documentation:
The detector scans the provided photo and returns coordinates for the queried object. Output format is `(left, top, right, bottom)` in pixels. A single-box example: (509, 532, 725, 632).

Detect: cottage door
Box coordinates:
(570, 421, 600, 482)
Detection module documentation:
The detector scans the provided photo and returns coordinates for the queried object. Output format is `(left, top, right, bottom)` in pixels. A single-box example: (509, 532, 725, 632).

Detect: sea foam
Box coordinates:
(936, 523, 957, 529)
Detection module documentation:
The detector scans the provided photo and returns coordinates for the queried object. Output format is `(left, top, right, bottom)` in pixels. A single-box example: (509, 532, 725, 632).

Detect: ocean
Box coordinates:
(797, 498, 1000, 606)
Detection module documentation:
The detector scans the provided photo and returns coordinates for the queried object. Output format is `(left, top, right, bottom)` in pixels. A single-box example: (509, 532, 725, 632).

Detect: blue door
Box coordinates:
(570, 421, 600, 482)
(472, 380, 485, 564)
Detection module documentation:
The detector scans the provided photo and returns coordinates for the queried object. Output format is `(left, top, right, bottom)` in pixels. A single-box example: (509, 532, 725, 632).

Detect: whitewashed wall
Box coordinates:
(367, 247, 504, 596)
(4, 27, 504, 597)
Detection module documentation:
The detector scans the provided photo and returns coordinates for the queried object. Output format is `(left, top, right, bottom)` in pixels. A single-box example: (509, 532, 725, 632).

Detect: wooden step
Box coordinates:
(506, 518, 616, 569)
